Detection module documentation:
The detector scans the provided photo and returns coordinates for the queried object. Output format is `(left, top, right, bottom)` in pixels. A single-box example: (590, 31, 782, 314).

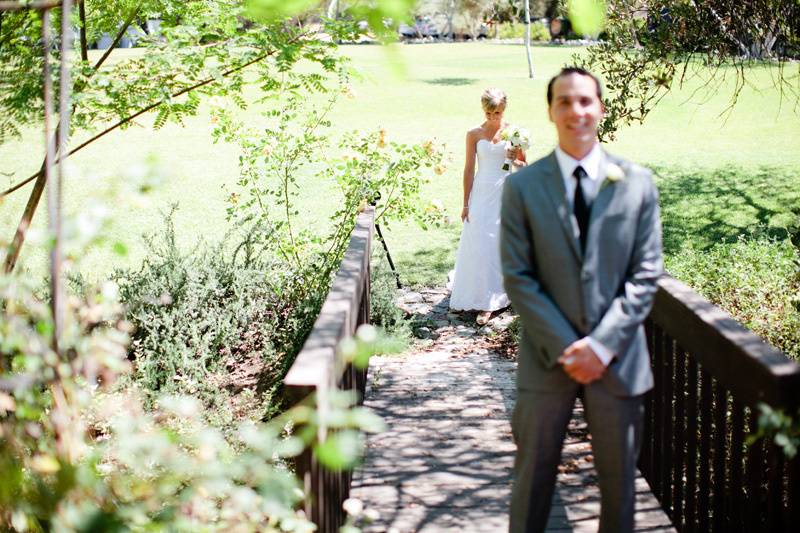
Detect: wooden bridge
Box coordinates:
(284, 207, 800, 532)
(348, 294, 674, 532)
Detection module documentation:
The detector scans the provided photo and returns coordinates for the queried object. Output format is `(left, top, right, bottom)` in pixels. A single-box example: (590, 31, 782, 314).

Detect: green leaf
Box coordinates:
(568, 0, 606, 37)
(275, 436, 305, 457)
(313, 430, 363, 470)
(112, 241, 128, 256)
(347, 407, 386, 433)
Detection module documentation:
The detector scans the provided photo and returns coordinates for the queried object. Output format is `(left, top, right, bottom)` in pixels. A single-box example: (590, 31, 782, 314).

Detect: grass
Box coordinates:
(1, 42, 798, 287)
(656, 165, 800, 256)
(329, 43, 800, 286)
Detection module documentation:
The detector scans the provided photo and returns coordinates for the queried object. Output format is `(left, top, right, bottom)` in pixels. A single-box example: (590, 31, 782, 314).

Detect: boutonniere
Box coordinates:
(602, 162, 626, 187)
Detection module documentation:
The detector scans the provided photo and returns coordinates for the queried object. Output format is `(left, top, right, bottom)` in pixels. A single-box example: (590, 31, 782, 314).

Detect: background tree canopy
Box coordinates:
(573, 0, 800, 140)
(0, 0, 417, 272)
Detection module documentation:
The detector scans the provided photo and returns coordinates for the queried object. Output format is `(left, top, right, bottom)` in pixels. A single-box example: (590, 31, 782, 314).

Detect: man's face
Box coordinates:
(548, 73, 604, 149)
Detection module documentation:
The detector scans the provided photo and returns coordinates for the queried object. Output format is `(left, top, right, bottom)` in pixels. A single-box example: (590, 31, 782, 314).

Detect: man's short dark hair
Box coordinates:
(546, 67, 603, 106)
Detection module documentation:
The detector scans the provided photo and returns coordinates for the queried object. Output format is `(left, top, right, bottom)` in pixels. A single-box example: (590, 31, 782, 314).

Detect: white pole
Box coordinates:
(524, 0, 534, 79)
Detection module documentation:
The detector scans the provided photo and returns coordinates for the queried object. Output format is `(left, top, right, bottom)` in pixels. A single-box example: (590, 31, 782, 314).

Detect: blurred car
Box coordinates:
(399, 18, 439, 39)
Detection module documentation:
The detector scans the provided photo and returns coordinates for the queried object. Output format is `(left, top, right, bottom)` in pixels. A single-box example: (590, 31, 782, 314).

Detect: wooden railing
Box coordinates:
(641, 275, 800, 532)
(283, 206, 374, 533)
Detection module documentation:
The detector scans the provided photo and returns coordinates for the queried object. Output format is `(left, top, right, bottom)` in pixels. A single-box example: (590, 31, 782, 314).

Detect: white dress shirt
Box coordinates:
(553, 143, 615, 367)
(554, 143, 604, 208)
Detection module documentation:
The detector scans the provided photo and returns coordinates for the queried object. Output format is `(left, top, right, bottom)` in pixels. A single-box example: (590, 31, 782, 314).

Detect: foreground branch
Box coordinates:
(2, 37, 293, 272)
(2, 5, 142, 273)
(2, 51, 273, 198)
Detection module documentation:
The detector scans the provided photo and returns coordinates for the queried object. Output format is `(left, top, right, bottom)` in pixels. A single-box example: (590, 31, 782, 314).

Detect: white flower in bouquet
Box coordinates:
(500, 125, 532, 171)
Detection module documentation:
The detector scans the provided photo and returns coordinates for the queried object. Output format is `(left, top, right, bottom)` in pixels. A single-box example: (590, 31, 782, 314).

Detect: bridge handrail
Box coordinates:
(283, 206, 375, 533)
(641, 274, 800, 532)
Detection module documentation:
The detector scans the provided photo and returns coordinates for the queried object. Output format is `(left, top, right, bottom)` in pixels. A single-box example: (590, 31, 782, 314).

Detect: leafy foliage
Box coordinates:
(0, 269, 379, 530)
(0, 10, 45, 143)
(68, 18, 339, 135)
(1, 1, 435, 529)
(214, 67, 449, 323)
(489, 0, 557, 23)
(0, 200, 391, 531)
(574, 39, 674, 141)
(369, 244, 412, 346)
(571, 0, 800, 140)
(110, 210, 291, 437)
(748, 403, 800, 458)
(496, 21, 550, 41)
(666, 235, 800, 362)
(0, 0, 403, 151)
(568, 0, 605, 37)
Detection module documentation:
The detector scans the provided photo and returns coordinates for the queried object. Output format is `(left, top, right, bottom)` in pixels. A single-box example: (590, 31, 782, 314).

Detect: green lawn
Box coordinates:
(1, 42, 798, 286)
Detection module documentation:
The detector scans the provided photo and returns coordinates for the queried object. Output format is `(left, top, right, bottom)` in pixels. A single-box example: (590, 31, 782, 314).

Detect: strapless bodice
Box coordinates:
(475, 138, 510, 182)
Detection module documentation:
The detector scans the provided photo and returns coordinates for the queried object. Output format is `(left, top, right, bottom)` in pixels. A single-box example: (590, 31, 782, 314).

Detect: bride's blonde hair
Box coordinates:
(481, 88, 507, 112)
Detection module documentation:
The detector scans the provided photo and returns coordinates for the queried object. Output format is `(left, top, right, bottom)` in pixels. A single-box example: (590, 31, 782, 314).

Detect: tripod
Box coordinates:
(370, 193, 402, 289)
(374, 222, 402, 289)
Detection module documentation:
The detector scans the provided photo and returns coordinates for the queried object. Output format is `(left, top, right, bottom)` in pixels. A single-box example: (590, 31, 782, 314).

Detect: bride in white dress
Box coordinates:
(449, 88, 526, 325)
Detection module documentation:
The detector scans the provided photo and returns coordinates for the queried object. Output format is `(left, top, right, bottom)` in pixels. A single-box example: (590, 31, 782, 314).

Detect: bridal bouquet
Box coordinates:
(500, 125, 531, 171)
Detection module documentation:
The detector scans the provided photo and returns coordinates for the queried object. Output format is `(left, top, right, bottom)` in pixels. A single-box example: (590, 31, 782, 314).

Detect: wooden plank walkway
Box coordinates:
(349, 288, 675, 533)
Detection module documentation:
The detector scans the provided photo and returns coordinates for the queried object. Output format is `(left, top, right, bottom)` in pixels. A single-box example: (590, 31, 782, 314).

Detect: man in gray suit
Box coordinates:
(500, 67, 663, 532)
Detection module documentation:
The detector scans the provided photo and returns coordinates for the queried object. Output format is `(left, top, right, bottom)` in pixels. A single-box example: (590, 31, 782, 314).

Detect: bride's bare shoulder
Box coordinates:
(466, 126, 485, 140)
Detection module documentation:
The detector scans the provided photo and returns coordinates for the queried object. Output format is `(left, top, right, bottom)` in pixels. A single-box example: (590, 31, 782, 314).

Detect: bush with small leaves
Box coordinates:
(666, 235, 800, 362)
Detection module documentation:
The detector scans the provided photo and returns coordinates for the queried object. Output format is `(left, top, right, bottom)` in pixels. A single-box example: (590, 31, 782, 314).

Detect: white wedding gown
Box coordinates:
(448, 138, 511, 311)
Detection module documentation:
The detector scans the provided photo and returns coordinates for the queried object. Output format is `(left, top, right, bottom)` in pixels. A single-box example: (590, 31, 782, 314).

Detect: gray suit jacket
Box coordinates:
(500, 150, 663, 397)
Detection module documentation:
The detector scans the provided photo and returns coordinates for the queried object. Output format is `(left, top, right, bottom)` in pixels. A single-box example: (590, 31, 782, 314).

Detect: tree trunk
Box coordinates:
(78, 0, 88, 61)
(447, 0, 456, 40)
(752, 19, 779, 59)
(524, 0, 534, 78)
(326, 0, 339, 20)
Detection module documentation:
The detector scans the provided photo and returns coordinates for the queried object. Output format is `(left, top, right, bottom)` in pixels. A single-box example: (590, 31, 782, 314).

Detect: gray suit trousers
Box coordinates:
(509, 384, 644, 533)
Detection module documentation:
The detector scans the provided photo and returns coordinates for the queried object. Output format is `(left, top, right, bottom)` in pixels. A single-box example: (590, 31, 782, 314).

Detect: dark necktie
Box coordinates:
(573, 165, 590, 252)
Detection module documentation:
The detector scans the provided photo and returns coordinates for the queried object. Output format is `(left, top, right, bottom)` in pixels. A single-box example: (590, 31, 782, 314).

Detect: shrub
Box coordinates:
(497, 22, 549, 41)
(110, 210, 326, 438)
(0, 235, 384, 530)
(666, 235, 800, 361)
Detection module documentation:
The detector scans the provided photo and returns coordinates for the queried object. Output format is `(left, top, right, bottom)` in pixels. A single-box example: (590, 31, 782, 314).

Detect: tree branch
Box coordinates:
(2, 4, 142, 273)
(78, 0, 87, 62)
(92, 5, 140, 70)
(3, 16, 312, 272)
(692, 0, 751, 57)
(1, 41, 296, 200)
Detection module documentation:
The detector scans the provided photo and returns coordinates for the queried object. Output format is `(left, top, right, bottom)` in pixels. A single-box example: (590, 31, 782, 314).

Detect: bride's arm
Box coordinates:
(462, 131, 477, 222)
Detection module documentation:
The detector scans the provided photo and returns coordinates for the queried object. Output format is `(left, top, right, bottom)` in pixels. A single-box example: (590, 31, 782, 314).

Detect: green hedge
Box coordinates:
(497, 22, 549, 41)
(667, 236, 800, 361)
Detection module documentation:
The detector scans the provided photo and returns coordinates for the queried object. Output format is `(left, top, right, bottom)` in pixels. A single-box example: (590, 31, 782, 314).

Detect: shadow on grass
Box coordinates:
(423, 77, 475, 86)
(654, 164, 800, 256)
(395, 237, 459, 288)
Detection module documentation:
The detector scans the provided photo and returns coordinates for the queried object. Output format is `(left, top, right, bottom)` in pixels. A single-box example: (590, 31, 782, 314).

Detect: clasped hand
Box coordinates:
(557, 338, 605, 384)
